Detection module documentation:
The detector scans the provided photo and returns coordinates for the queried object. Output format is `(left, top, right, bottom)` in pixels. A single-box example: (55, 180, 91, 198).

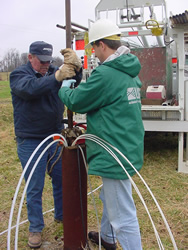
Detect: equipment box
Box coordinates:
(146, 85, 166, 99)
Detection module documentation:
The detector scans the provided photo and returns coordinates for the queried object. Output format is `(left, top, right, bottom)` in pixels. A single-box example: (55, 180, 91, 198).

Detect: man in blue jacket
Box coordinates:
(10, 41, 82, 248)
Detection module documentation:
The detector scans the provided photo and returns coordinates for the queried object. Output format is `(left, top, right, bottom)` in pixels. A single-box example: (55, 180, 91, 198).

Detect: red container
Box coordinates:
(146, 85, 166, 99)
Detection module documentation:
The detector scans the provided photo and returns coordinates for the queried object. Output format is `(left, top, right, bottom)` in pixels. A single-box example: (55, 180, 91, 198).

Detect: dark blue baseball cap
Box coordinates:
(29, 41, 53, 62)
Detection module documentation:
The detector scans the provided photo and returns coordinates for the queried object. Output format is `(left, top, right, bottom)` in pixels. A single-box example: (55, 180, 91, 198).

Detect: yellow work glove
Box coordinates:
(60, 48, 82, 71)
(55, 64, 76, 82)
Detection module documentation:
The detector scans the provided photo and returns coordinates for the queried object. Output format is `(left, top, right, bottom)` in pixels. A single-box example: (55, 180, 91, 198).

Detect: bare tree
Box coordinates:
(3, 49, 20, 72)
(20, 53, 28, 65)
(0, 60, 3, 72)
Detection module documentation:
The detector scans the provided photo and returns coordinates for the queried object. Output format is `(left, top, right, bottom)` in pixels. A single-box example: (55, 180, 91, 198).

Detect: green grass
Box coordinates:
(0, 81, 11, 99)
(0, 81, 187, 249)
(0, 72, 10, 81)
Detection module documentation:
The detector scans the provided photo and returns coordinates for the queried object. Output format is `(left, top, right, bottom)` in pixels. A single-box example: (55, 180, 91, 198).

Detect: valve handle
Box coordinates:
(145, 19, 163, 36)
(145, 19, 159, 29)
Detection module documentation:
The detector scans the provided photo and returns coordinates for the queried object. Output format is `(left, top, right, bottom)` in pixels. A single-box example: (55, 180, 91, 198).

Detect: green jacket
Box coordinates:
(58, 53, 144, 179)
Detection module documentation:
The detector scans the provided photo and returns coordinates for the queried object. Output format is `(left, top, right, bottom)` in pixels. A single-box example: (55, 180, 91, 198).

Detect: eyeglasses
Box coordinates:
(91, 41, 95, 46)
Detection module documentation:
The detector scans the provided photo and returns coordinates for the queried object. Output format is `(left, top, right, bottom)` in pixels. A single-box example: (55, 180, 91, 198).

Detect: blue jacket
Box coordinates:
(10, 61, 64, 138)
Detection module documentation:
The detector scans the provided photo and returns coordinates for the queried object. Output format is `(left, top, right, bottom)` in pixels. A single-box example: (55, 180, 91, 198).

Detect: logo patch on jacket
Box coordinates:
(127, 87, 141, 104)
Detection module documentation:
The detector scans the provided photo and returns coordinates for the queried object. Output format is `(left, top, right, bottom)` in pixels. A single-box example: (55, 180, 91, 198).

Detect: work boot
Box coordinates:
(28, 232, 42, 248)
(88, 231, 117, 250)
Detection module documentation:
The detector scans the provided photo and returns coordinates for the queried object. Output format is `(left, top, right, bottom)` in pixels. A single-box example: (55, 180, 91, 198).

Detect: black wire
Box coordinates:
(46, 143, 59, 175)
(164, 25, 174, 46)
(164, 36, 174, 46)
(46, 144, 64, 176)
(77, 145, 91, 249)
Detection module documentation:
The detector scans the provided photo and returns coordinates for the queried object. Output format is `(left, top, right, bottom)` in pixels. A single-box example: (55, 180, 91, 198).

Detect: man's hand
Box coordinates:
(61, 79, 76, 88)
(60, 48, 82, 71)
(55, 64, 76, 82)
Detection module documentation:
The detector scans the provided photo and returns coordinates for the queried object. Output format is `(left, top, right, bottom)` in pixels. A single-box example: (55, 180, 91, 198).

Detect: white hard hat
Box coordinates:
(85, 19, 121, 49)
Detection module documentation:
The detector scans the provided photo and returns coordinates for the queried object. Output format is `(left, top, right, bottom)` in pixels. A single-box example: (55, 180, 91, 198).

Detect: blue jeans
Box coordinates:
(100, 178, 142, 250)
(16, 137, 63, 232)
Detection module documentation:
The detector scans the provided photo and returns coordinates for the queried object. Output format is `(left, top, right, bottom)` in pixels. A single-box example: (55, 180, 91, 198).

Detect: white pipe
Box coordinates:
(87, 184, 103, 196)
(1, 219, 28, 236)
(73, 134, 178, 249)
(1, 209, 55, 236)
(75, 136, 163, 249)
(99, 137, 178, 250)
(1, 182, 104, 237)
(14, 139, 64, 249)
(77, 134, 178, 249)
(83, 135, 163, 249)
(7, 132, 163, 249)
(7, 132, 178, 249)
(7, 134, 66, 250)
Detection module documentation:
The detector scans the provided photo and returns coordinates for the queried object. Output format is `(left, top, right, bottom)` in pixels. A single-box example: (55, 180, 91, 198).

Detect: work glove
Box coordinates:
(61, 79, 76, 88)
(55, 64, 76, 82)
(60, 48, 82, 72)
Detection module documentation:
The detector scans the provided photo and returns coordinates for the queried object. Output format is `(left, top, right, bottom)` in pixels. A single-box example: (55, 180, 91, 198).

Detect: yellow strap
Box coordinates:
(104, 34, 121, 40)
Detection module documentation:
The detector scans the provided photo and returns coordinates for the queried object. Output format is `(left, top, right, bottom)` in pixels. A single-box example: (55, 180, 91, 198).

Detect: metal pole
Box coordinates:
(63, 1, 88, 248)
(65, 0, 73, 128)
(56, 24, 79, 33)
(62, 146, 87, 249)
(71, 22, 88, 31)
(65, 0, 71, 48)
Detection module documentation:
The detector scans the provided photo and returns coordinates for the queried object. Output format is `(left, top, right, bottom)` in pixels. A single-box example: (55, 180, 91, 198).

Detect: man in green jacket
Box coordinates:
(58, 19, 144, 250)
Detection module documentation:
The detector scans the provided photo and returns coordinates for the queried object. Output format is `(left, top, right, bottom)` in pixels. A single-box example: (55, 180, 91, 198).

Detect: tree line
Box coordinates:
(0, 48, 63, 72)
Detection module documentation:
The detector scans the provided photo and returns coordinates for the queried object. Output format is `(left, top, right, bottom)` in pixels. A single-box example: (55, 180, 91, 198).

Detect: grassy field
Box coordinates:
(0, 72, 10, 82)
(0, 80, 187, 249)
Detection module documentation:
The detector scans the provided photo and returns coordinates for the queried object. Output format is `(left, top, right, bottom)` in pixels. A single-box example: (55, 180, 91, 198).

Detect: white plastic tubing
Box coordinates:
(7, 134, 67, 250)
(73, 134, 178, 250)
(7, 132, 178, 250)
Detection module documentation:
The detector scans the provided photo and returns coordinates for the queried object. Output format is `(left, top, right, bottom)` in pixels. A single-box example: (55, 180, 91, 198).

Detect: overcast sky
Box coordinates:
(0, 0, 187, 60)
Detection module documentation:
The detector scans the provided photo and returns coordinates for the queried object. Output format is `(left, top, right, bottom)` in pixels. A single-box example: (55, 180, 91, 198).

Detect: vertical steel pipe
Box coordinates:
(65, 0, 73, 128)
(65, 0, 71, 49)
(63, 2, 87, 248)
(62, 145, 87, 249)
